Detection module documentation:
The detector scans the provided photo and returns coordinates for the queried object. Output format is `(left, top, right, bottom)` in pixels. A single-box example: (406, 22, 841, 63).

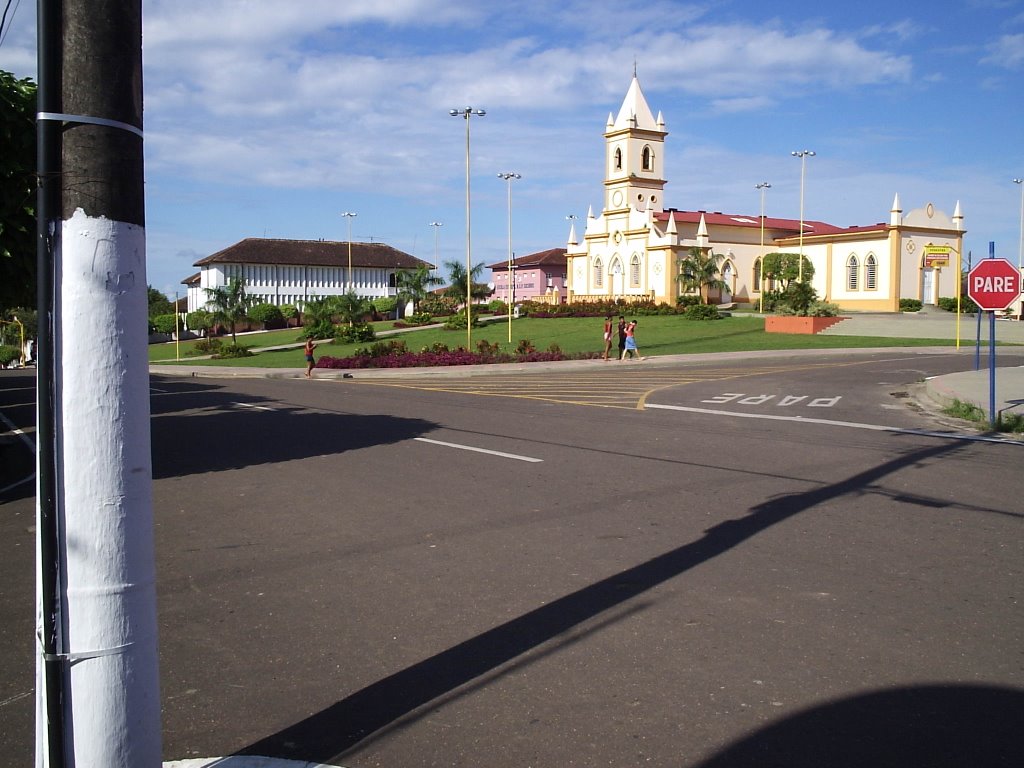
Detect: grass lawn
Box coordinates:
(151, 315, 961, 369)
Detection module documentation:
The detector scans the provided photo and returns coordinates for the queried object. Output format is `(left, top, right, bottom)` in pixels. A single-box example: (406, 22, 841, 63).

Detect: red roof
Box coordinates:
(488, 248, 568, 271)
(655, 210, 887, 238)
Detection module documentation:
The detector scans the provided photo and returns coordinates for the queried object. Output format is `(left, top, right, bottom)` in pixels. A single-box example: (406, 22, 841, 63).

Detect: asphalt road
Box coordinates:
(2, 350, 1023, 767)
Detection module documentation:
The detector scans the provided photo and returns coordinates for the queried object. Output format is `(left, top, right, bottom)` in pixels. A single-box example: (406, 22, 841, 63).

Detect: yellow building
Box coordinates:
(566, 76, 965, 311)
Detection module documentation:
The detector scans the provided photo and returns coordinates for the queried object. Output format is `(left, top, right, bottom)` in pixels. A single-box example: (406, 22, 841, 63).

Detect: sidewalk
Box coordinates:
(150, 309, 1024, 421)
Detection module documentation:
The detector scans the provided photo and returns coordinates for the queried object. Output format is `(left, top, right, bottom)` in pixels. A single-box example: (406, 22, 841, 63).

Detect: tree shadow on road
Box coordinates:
(237, 437, 971, 764)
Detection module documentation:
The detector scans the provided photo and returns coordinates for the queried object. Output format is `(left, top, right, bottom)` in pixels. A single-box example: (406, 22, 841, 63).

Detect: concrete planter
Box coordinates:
(765, 316, 846, 334)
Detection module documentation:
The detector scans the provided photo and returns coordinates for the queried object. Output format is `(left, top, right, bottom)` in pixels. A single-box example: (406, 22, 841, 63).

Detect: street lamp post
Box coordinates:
(755, 182, 771, 312)
(429, 221, 443, 272)
(791, 150, 815, 283)
(1015, 179, 1024, 318)
(450, 106, 486, 349)
(499, 172, 521, 342)
(341, 211, 357, 293)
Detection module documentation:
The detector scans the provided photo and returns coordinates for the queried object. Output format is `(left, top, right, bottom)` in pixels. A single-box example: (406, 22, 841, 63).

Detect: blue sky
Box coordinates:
(2, 0, 1022, 298)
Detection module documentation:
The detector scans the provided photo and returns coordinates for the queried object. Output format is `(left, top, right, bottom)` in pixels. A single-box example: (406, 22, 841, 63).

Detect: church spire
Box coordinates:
(613, 74, 658, 131)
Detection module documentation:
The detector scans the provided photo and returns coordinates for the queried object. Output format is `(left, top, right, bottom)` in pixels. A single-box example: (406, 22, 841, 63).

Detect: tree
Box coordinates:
(333, 290, 372, 327)
(676, 247, 728, 304)
(395, 264, 443, 315)
(185, 309, 213, 336)
(442, 260, 490, 306)
(761, 252, 814, 291)
(147, 286, 174, 318)
(204, 277, 254, 343)
(0, 71, 38, 311)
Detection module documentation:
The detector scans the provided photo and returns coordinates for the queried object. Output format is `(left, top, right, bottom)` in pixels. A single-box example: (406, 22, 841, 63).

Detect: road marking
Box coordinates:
(232, 401, 276, 412)
(414, 437, 543, 462)
(646, 403, 1024, 445)
(0, 411, 36, 495)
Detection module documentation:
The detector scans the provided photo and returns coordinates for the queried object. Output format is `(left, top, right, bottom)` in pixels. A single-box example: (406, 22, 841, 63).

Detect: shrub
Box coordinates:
(0, 345, 22, 366)
(372, 297, 398, 317)
(515, 338, 535, 354)
(476, 339, 501, 359)
(189, 338, 222, 356)
(937, 296, 979, 314)
(362, 339, 408, 358)
(807, 301, 841, 317)
(280, 304, 299, 323)
(151, 313, 178, 334)
(899, 298, 923, 313)
(419, 294, 458, 316)
(334, 322, 375, 344)
(248, 302, 285, 328)
(675, 294, 701, 309)
(300, 320, 336, 340)
(683, 304, 722, 321)
(213, 343, 253, 359)
(488, 299, 508, 314)
(186, 310, 213, 335)
(443, 307, 483, 330)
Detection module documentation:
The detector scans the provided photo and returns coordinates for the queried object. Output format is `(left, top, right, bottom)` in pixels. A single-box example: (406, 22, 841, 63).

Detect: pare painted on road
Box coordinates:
(701, 393, 843, 408)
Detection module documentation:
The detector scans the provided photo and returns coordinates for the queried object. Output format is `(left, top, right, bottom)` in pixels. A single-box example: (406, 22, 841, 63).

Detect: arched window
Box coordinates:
(613, 148, 622, 171)
(642, 145, 653, 171)
(388, 272, 397, 288)
(630, 254, 641, 287)
(865, 254, 878, 290)
(594, 257, 604, 288)
(753, 258, 762, 291)
(846, 255, 860, 291)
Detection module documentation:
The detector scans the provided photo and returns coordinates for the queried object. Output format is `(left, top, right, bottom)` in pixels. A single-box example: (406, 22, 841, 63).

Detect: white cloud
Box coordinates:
(981, 33, 1024, 68)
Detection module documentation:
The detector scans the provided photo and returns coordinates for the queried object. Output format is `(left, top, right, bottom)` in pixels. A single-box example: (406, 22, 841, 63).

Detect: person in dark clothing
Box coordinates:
(616, 315, 627, 360)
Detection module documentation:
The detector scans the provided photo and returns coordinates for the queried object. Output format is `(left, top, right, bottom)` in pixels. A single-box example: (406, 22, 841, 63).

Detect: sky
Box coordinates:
(1, 0, 1023, 299)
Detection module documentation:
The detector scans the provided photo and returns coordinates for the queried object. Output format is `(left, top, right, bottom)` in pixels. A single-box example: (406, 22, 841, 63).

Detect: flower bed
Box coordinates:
(317, 348, 597, 370)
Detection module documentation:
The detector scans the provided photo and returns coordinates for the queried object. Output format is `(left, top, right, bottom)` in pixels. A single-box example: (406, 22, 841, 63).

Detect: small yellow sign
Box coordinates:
(924, 244, 950, 267)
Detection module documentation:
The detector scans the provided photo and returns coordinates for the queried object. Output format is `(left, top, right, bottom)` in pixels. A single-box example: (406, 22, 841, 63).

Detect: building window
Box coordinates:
(846, 255, 860, 291)
(642, 145, 652, 171)
(753, 258, 762, 292)
(614, 148, 622, 171)
(865, 254, 878, 290)
(630, 254, 641, 287)
(594, 258, 604, 288)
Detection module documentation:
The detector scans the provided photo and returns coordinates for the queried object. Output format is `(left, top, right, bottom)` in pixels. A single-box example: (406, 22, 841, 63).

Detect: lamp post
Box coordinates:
(499, 172, 521, 342)
(756, 182, 771, 312)
(791, 150, 815, 283)
(341, 211, 357, 293)
(1014, 178, 1023, 273)
(450, 106, 486, 349)
(429, 221, 443, 272)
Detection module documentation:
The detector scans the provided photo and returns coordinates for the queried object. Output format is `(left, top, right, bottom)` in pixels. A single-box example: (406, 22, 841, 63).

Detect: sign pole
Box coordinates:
(988, 242, 996, 428)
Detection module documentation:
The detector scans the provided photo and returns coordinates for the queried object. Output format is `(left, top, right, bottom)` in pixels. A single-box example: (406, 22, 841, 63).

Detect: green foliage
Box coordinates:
(442, 259, 490, 304)
(186, 309, 213, 334)
(363, 339, 408, 358)
(147, 286, 174, 318)
(443, 306, 483, 329)
(683, 303, 723, 321)
(394, 265, 443, 315)
(515, 338, 536, 354)
(334, 291, 373, 326)
(334, 322, 375, 343)
(0, 71, 37, 310)
(151, 314, 178, 334)
(1, 307, 35, 340)
(189, 338, 222, 356)
(419, 294, 458, 316)
(280, 304, 299, 321)
(488, 299, 508, 313)
(937, 296, 979, 314)
(300, 320, 336, 340)
(899, 298, 923, 313)
(0, 344, 22, 365)
(761, 252, 814, 290)
(213, 342, 253, 359)
(771, 282, 818, 316)
(807, 301, 841, 317)
(676, 247, 727, 303)
(204, 277, 255, 343)
(942, 398, 1024, 434)
(403, 312, 434, 326)
(247, 302, 284, 328)
(675, 294, 701, 308)
(372, 296, 398, 316)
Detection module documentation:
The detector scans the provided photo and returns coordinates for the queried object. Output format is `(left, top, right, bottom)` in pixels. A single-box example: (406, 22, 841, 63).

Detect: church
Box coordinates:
(564, 77, 965, 311)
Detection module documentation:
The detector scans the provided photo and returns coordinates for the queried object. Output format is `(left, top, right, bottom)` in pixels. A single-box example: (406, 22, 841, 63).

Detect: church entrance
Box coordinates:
(611, 258, 625, 296)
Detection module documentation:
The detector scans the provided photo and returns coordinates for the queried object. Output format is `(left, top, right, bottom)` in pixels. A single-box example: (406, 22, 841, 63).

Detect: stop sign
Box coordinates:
(967, 258, 1021, 311)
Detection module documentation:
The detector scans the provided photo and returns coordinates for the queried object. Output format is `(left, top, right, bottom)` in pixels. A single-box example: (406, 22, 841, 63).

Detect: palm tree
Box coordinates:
(333, 290, 372, 327)
(676, 247, 728, 304)
(442, 260, 490, 307)
(395, 265, 443, 315)
(204, 277, 254, 343)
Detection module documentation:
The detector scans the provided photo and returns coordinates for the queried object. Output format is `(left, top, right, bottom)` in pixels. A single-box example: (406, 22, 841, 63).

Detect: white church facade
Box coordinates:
(565, 77, 965, 312)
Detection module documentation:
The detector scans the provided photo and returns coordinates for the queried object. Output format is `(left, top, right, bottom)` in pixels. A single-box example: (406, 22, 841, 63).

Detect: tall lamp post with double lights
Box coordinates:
(755, 182, 771, 312)
(450, 106, 486, 349)
(341, 211, 357, 292)
(499, 172, 521, 342)
(791, 150, 815, 283)
(429, 221, 443, 273)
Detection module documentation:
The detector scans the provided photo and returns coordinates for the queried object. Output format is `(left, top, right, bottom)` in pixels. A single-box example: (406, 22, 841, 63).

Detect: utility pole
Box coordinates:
(35, 1, 162, 765)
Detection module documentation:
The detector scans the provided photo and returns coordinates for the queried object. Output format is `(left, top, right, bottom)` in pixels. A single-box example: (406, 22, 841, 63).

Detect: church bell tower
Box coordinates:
(604, 75, 667, 215)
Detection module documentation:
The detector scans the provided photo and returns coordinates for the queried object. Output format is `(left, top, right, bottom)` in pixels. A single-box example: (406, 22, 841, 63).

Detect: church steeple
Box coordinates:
(604, 74, 667, 214)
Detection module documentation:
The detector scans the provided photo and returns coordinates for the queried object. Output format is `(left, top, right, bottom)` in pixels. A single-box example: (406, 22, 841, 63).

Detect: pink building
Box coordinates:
(489, 248, 568, 304)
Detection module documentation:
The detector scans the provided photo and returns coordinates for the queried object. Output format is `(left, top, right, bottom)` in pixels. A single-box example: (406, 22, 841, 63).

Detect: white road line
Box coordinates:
(0, 411, 36, 494)
(645, 403, 1023, 446)
(232, 401, 276, 412)
(414, 437, 544, 462)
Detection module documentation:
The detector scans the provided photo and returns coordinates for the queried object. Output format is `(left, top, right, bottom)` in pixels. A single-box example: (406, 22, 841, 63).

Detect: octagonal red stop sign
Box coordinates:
(967, 257, 1021, 311)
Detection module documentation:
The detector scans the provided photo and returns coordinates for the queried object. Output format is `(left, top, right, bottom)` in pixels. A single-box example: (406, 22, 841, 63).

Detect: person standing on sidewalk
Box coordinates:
(621, 320, 643, 360)
(602, 315, 614, 361)
(617, 315, 627, 359)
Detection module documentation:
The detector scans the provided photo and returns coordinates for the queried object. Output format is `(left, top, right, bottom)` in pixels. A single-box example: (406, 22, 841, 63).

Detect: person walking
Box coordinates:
(621, 319, 643, 361)
(616, 315, 627, 360)
(304, 337, 317, 378)
(602, 315, 614, 361)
